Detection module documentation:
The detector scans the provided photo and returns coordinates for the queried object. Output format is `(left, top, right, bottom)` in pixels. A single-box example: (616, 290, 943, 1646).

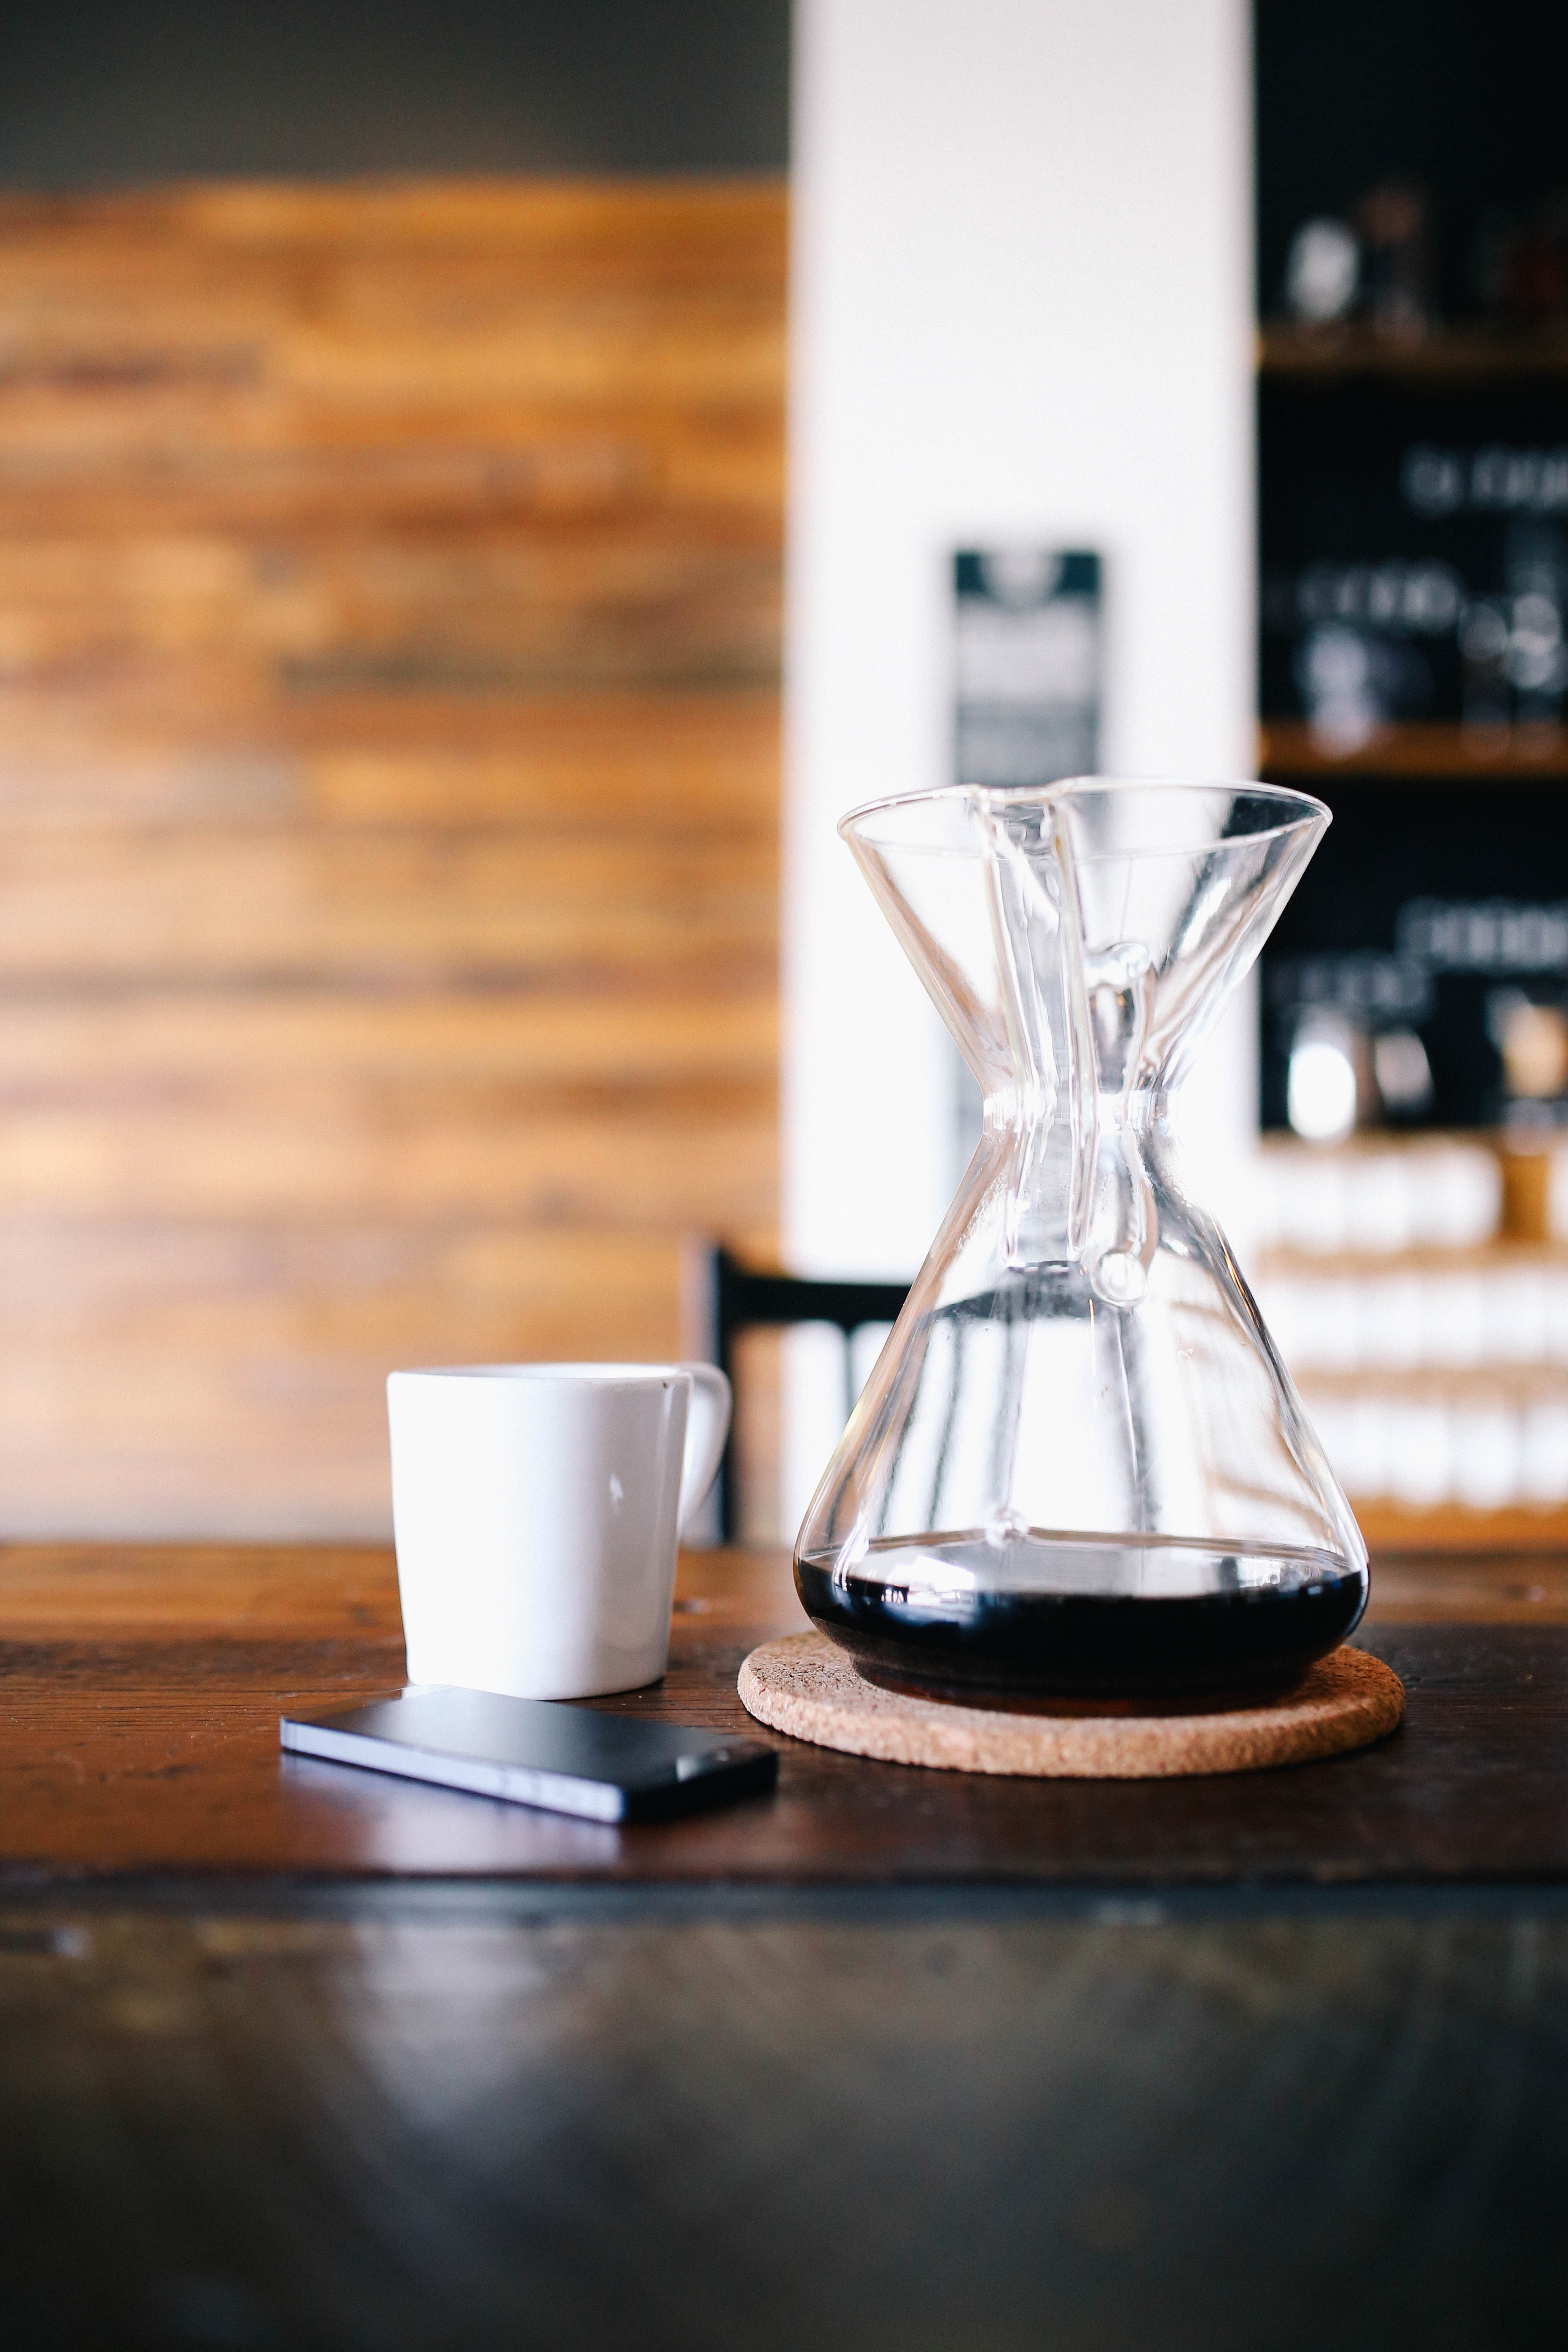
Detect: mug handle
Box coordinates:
(676, 1362, 733, 1537)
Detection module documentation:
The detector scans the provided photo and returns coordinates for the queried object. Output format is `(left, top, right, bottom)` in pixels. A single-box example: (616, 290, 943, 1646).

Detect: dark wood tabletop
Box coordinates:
(4, 1542, 1567, 2349)
(3, 1539, 1567, 1889)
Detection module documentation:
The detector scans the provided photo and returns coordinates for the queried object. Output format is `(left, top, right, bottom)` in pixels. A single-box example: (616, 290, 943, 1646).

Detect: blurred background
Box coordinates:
(1251, 0, 1568, 1551)
(0, 0, 788, 1533)
(0, 0, 1563, 1554)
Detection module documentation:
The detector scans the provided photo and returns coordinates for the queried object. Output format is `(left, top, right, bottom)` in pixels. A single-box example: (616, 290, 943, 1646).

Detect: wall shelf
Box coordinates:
(1355, 1500, 1568, 1556)
(1259, 324, 1568, 381)
(1259, 720, 1568, 780)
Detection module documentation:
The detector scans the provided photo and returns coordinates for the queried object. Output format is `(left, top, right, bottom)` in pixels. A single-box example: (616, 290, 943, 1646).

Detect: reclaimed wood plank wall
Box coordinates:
(0, 179, 785, 1534)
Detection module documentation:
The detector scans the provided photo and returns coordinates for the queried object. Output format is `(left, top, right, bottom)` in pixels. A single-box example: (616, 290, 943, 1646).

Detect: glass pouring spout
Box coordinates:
(795, 779, 1368, 1701)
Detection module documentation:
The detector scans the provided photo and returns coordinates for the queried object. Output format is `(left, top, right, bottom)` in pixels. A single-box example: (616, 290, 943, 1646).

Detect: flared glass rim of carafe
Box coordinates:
(838, 777, 1331, 860)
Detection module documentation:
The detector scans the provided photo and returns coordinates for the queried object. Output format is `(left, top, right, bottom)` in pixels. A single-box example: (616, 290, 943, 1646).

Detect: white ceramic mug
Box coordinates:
(387, 1362, 731, 1700)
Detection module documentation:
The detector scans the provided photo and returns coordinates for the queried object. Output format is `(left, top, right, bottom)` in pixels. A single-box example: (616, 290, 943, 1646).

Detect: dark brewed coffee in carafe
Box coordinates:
(793, 781, 1368, 1701)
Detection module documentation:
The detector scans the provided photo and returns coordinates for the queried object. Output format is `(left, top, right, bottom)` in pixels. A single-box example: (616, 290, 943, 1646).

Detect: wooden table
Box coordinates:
(3, 1539, 1567, 1886)
(2, 1542, 1566, 2348)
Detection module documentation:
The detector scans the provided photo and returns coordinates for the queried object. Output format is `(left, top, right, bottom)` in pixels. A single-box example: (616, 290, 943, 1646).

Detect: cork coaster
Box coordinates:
(738, 1632, 1404, 1780)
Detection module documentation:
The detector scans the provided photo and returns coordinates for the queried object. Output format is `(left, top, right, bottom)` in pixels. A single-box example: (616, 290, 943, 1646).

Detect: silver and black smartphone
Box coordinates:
(280, 1687, 778, 1823)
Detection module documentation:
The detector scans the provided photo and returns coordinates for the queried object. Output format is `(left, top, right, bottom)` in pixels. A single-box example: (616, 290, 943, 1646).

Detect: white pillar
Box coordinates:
(782, 0, 1257, 1281)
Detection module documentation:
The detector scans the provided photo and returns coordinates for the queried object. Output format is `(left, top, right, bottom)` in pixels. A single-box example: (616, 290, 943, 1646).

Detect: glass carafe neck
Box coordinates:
(982, 1081, 1181, 1290)
(982, 1082, 1177, 1136)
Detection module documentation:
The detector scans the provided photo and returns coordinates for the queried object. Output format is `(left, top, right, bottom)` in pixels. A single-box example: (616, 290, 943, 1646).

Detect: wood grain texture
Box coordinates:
(0, 1541, 1564, 1885)
(0, 1533, 1563, 2344)
(0, 180, 786, 1532)
(0, 1899, 1563, 2352)
(0, 1229, 721, 1534)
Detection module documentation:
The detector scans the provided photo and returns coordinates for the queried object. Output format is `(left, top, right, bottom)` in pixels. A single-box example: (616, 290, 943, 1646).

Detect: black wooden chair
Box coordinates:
(691, 1244, 911, 1541)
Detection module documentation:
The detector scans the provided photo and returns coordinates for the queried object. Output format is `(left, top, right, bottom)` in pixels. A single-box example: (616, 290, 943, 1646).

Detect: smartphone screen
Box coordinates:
(280, 1686, 778, 1822)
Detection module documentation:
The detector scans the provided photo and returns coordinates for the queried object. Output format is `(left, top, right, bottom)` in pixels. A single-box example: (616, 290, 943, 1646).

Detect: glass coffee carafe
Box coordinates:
(794, 779, 1368, 1700)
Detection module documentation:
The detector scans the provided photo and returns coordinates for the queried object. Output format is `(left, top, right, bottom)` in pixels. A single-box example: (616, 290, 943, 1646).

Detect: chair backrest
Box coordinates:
(692, 1245, 911, 1541)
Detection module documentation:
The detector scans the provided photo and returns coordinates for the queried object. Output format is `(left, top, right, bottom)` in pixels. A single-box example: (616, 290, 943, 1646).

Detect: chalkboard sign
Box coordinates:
(950, 549, 1102, 1171)
(954, 549, 1101, 787)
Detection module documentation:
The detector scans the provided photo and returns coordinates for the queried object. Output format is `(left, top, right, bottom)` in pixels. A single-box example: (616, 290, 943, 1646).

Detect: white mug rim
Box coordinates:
(389, 1361, 696, 1386)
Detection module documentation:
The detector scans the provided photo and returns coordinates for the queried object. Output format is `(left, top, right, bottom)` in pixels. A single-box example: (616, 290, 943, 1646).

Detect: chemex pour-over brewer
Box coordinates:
(794, 778, 1368, 1700)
